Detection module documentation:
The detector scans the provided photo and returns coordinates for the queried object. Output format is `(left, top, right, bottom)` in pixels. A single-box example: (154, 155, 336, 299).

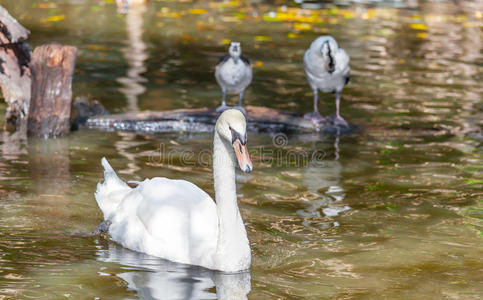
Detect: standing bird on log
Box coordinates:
(303, 36, 350, 126)
(215, 42, 252, 113)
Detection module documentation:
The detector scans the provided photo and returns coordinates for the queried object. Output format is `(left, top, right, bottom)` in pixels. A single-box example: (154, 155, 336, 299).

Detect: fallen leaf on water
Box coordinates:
(329, 7, 339, 15)
(255, 61, 264, 67)
(221, 39, 231, 45)
(222, 16, 240, 22)
(416, 32, 428, 39)
(87, 45, 108, 51)
(233, 12, 245, 19)
(38, 3, 57, 9)
(42, 15, 66, 22)
(463, 22, 481, 28)
(340, 10, 355, 19)
(294, 23, 312, 31)
(255, 36, 272, 42)
(287, 32, 299, 38)
(189, 8, 207, 15)
(209, 0, 240, 9)
(410, 23, 428, 30)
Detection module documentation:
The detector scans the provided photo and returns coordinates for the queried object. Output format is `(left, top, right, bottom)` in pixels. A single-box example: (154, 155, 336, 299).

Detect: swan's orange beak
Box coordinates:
(233, 139, 252, 173)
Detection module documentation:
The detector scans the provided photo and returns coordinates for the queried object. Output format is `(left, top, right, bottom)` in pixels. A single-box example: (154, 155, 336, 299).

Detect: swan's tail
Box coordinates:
(95, 157, 131, 220)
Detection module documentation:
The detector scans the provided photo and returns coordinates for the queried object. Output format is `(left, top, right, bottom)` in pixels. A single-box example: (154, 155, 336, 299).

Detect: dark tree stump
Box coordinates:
(27, 44, 77, 138)
(0, 5, 31, 133)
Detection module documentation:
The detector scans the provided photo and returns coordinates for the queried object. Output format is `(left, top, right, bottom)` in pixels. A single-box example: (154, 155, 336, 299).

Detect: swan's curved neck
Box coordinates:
(213, 131, 250, 272)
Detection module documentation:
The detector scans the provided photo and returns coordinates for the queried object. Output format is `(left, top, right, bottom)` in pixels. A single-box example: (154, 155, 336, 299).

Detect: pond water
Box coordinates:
(0, 0, 482, 299)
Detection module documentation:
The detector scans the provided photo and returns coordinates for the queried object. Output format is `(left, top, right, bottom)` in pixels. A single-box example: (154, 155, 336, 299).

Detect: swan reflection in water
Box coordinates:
(97, 243, 251, 300)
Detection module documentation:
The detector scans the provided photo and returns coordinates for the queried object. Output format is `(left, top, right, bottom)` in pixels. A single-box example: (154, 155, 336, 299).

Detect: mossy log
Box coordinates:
(85, 106, 359, 135)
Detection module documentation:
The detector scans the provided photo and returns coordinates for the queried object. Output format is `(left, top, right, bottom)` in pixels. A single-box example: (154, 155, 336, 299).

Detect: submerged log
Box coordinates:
(27, 44, 77, 138)
(86, 106, 359, 135)
(0, 5, 31, 133)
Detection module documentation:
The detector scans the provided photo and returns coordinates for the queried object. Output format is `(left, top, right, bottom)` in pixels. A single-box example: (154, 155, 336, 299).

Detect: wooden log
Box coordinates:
(86, 106, 360, 135)
(0, 5, 31, 133)
(27, 44, 77, 138)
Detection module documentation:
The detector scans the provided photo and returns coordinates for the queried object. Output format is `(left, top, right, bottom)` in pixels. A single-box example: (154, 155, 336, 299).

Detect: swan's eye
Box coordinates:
(229, 126, 246, 145)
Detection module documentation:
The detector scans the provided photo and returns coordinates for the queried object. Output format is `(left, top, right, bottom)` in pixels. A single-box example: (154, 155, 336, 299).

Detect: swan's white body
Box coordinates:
(95, 110, 252, 272)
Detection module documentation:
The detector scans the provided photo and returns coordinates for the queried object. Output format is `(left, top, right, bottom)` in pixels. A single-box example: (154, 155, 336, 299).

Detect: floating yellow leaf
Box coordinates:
(410, 23, 428, 30)
(328, 7, 339, 15)
(44, 15, 66, 22)
(416, 32, 428, 39)
(255, 36, 272, 42)
(38, 3, 57, 9)
(221, 39, 231, 45)
(463, 22, 480, 28)
(233, 12, 245, 19)
(255, 61, 264, 67)
(294, 23, 312, 31)
(209, 0, 240, 8)
(189, 8, 207, 15)
(340, 10, 355, 19)
(86, 45, 108, 51)
(287, 32, 299, 39)
(170, 12, 182, 18)
(221, 16, 239, 22)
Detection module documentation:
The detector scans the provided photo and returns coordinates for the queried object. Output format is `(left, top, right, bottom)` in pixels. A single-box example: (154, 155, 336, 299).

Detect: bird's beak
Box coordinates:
(233, 139, 252, 173)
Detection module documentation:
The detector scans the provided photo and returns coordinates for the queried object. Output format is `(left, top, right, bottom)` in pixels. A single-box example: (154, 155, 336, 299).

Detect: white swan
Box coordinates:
(95, 109, 253, 272)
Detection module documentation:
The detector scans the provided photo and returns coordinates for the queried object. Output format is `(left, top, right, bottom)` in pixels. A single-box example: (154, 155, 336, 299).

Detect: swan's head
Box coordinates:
(216, 109, 252, 173)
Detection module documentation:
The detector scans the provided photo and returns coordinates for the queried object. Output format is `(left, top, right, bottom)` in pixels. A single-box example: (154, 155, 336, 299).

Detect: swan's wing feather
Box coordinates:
(133, 178, 218, 264)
